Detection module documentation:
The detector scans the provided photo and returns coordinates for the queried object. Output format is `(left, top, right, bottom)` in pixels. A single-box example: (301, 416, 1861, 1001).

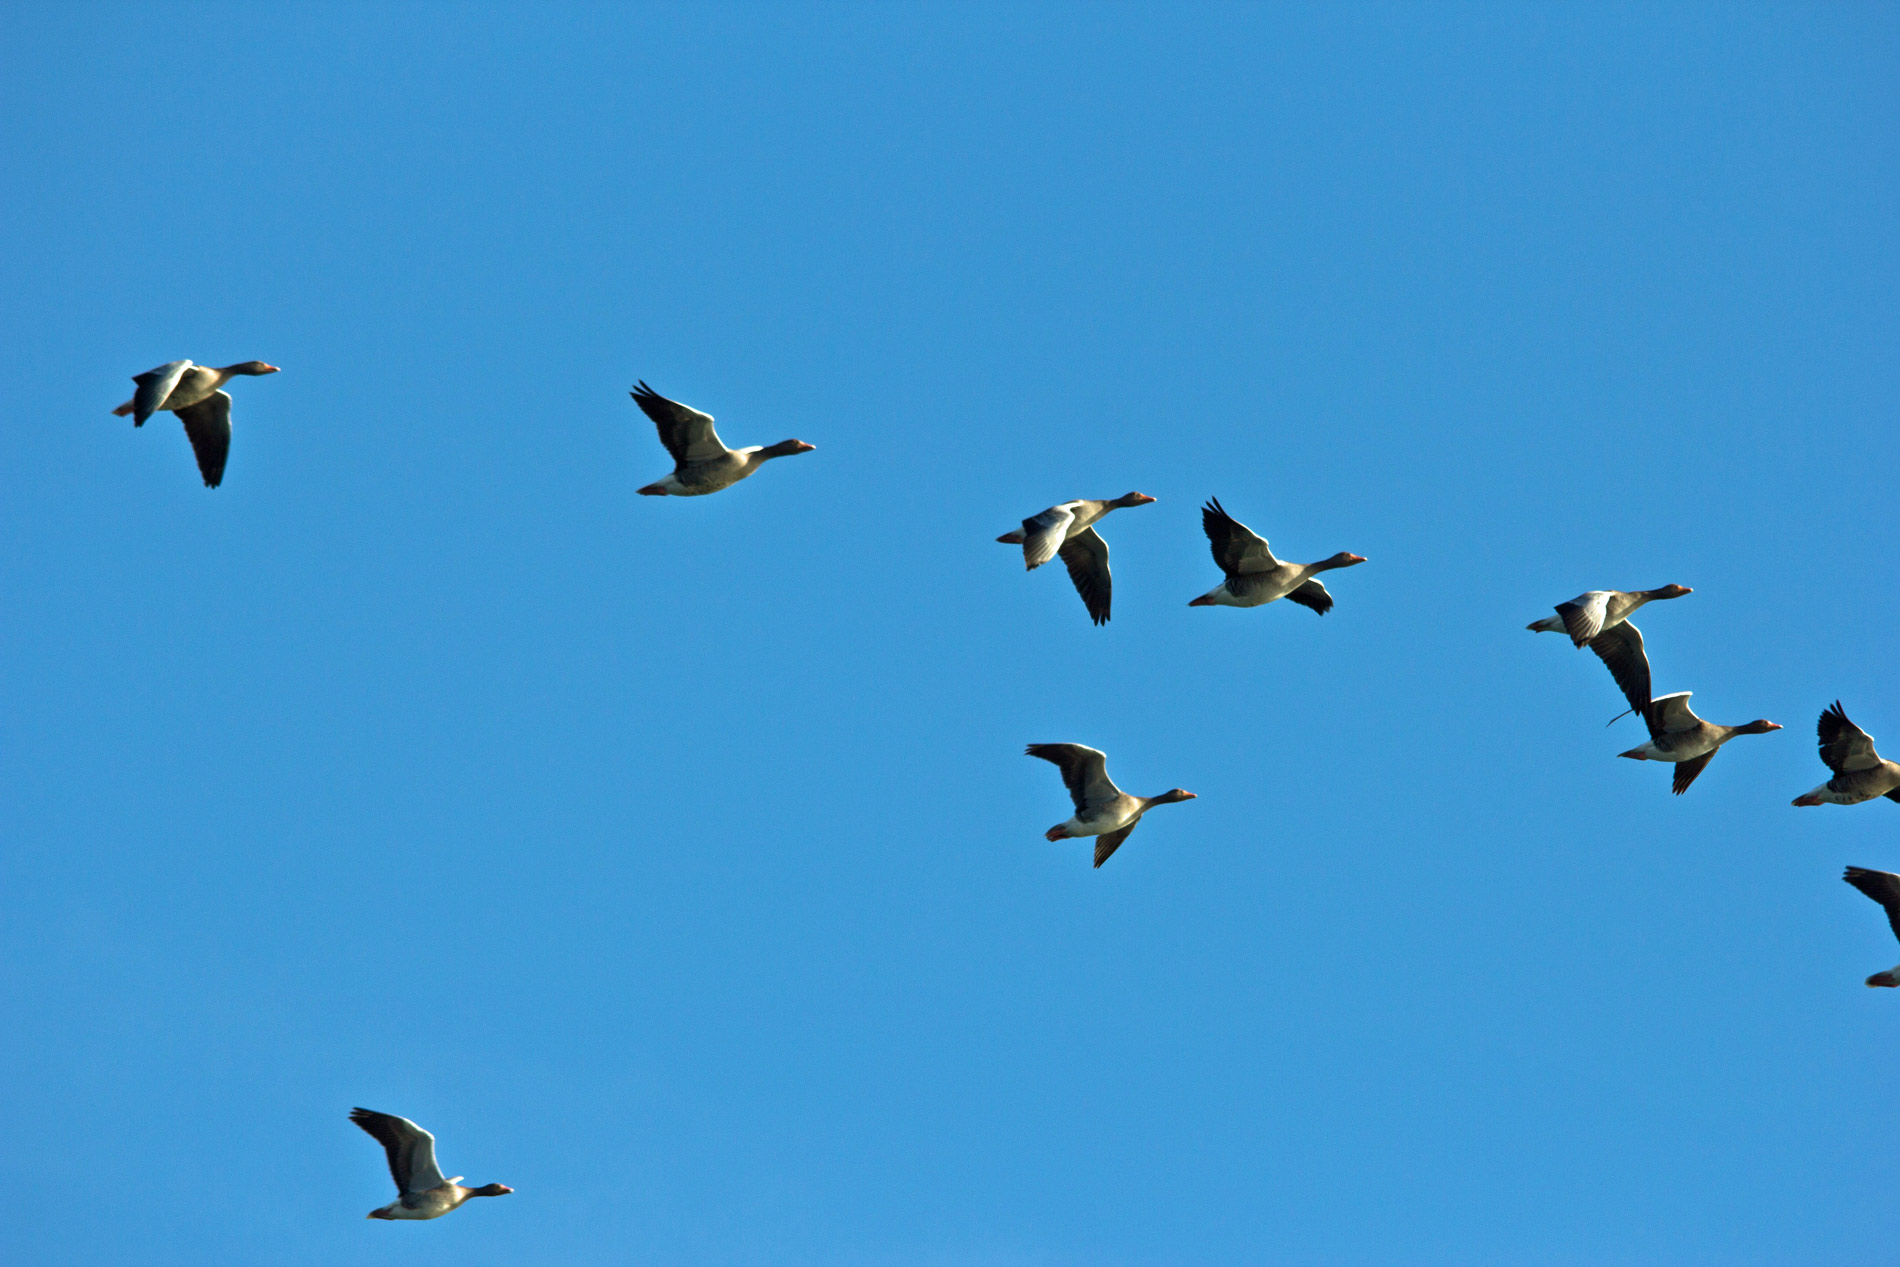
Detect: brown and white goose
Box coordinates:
(1792, 702, 1900, 807)
(1617, 692, 1781, 795)
(996, 493, 1156, 625)
(350, 1108, 513, 1221)
(1188, 498, 1365, 613)
(111, 359, 279, 487)
(1526, 585, 1692, 719)
(630, 380, 814, 496)
(1843, 867, 1900, 987)
(1025, 743, 1195, 867)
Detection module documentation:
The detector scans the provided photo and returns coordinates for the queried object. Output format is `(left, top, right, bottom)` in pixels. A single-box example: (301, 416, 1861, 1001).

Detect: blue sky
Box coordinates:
(2, 3, 1897, 1263)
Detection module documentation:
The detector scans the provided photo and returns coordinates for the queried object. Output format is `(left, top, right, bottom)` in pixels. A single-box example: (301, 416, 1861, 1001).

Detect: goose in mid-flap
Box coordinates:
(1843, 867, 1900, 987)
(630, 380, 814, 496)
(350, 1108, 513, 1221)
(1188, 498, 1365, 613)
(996, 492, 1156, 624)
(1793, 702, 1900, 806)
(1617, 692, 1781, 795)
(1025, 743, 1195, 868)
(112, 359, 279, 487)
(1526, 585, 1692, 720)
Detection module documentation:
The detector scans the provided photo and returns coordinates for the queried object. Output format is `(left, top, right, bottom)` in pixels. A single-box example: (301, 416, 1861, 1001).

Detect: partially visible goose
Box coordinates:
(111, 359, 279, 487)
(350, 1108, 513, 1221)
(1025, 743, 1195, 867)
(1526, 585, 1692, 719)
(1617, 692, 1781, 795)
(996, 492, 1156, 624)
(630, 380, 813, 496)
(1842, 867, 1900, 987)
(1188, 498, 1365, 612)
(1792, 702, 1900, 806)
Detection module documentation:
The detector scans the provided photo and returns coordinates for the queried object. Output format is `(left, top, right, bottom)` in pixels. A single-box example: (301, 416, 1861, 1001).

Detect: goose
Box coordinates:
(1188, 498, 1364, 612)
(1616, 691, 1781, 794)
(350, 1108, 513, 1221)
(1525, 585, 1692, 718)
(1025, 743, 1195, 867)
(1842, 867, 1900, 987)
(1792, 702, 1900, 806)
(111, 359, 279, 487)
(995, 493, 1156, 624)
(629, 381, 813, 496)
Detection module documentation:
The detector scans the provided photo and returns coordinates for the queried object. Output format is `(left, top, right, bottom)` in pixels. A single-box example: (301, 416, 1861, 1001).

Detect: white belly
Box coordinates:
(1063, 806, 1138, 837)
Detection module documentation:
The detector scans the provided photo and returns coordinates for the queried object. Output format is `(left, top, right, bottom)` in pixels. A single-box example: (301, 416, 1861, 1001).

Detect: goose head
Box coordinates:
(218, 361, 280, 376)
(467, 1183, 514, 1197)
(759, 439, 816, 458)
(1113, 492, 1158, 508)
(1316, 552, 1367, 571)
(1148, 788, 1197, 805)
(1734, 720, 1783, 736)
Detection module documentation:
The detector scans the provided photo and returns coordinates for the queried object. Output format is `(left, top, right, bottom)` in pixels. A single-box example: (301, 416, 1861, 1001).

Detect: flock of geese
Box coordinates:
(113, 360, 1900, 1221)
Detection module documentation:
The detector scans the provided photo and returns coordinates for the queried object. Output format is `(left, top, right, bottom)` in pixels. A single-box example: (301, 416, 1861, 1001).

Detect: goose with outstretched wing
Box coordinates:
(1025, 743, 1195, 867)
(350, 1108, 513, 1221)
(111, 359, 279, 487)
(1525, 585, 1692, 720)
(1793, 702, 1900, 806)
(630, 380, 813, 497)
(995, 492, 1156, 625)
(1616, 691, 1781, 795)
(1188, 498, 1364, 614)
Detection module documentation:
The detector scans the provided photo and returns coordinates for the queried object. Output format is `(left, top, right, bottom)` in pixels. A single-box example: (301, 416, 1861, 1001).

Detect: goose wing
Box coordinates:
(1201, 498, 1276, 575)
(350, 1108, 448, 1195)
(1057, 526, 1112, 624)
(1818, 701, 1883, 774)
(1587, 621, 1652, 719)
(1555, 591, 1613, 647)
(1672, 751, 1715, 795)
(1093, 822, 1136, 868)
(130, 360, 192, 426)
(1646, 691, 1699, 740)
(1020, 504, 1077, 571)
(1284, 577, 1334, 615)
(173, 391, 232, 487)
(1844, 866, 1900, 944)
(631, 381, 728, 465)
(1025, 743, 1120, 814)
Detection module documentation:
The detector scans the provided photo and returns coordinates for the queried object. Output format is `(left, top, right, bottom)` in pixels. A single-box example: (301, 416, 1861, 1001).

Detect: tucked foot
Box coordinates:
(636, 484, 668, 496)
(1044, 826, 1066, 842)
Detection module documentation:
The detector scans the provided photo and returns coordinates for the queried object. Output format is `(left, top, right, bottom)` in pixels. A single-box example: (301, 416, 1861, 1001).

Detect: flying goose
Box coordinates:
(1025, 743, 1196, 867)
(996, 493, 1156, 624)
(1188, 498, 1365, 612)
(630, 380, 814, 496)
(350, 1108, 513, 1221)
(1526, 585, 1692, 719)
(1843, 867, 1900, 987)
(1792, 702, 1900, 806)
(111, 359, 279, 487)
(1617, 691, 1781, 794)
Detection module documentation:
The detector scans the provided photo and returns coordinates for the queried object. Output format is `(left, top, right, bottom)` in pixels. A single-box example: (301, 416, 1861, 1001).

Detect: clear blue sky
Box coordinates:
(3, 4, 1896, 1263)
